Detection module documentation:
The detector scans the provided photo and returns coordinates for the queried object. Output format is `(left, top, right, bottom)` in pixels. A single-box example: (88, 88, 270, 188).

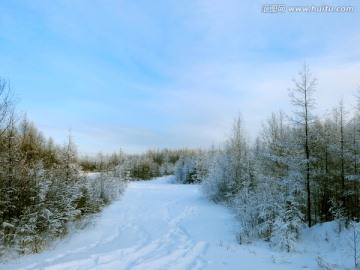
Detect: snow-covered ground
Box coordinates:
(3, 176, 357, 269)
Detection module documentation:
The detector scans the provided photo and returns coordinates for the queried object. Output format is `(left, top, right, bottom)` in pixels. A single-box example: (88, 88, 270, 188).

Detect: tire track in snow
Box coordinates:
(104, 180, 208, 270)
(5, 176, 236, 270)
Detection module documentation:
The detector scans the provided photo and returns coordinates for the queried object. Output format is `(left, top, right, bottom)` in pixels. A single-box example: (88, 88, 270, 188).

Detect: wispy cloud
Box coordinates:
(0, 0, 359, 154)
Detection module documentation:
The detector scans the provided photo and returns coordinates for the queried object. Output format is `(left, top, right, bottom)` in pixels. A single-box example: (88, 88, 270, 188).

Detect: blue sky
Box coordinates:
(0, 0, 359, 155)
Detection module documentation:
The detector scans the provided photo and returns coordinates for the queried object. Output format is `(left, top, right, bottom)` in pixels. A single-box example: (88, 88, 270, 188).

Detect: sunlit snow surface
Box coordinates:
(3, 176, 355, 269)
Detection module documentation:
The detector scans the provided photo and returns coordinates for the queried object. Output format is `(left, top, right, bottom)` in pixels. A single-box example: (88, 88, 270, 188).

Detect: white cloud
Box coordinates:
(1, 0, 359, 155)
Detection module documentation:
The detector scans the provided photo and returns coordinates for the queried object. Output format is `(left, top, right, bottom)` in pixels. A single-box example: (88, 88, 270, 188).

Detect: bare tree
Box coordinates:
(332, 98, 349, 211)
(288, 63, 317, 227)
(0, 78, 17, 136)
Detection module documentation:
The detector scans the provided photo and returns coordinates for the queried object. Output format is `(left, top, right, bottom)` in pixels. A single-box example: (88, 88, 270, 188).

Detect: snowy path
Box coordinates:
(4, 176, 238, 269)
(3, 176, 337, 270)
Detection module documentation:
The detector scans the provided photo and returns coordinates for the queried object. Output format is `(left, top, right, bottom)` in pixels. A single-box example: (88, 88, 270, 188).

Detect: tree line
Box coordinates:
(173, 64, 359, 252)
(0, 78, 130, 257)
(79, 148, 194, 180)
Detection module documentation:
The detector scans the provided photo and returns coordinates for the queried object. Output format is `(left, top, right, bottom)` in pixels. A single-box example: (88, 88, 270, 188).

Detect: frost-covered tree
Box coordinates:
(202, 115, 254, 203)
(173, 150, 209, 184)
(201, 148, 227, 202)
(174, 155, 196, 184)
(346, 220, 360, 268)
(57, 131, 80, 184)
(159, 155, 174, 176)
(0, 78, 16, 135)
(203, 115, 254, 202)
(329, 99, 352, 219)
(270, 201, 305, 252)
(288, 63, 317, 227)
(255, 111, 290, 240)
(255, 111, 305, 248)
